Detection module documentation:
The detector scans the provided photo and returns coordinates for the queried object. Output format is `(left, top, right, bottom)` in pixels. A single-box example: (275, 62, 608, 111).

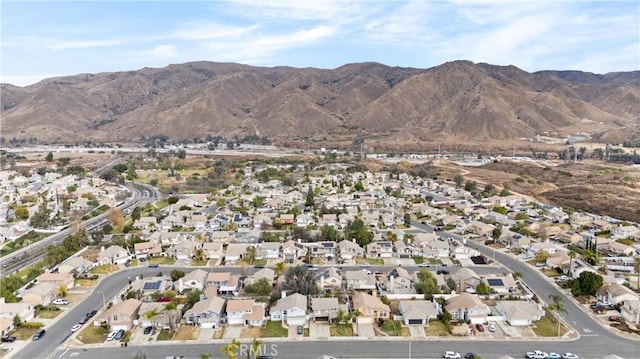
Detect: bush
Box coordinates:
(21, 322, 44, 328)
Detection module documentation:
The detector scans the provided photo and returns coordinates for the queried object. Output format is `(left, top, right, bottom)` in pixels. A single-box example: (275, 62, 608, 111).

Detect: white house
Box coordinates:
(226, 299, 265, 327)
(445, 293, 490, 324)
(184, 296, 226, 328)
(495, 300, 544, 326)
(270, 292, 307, 326)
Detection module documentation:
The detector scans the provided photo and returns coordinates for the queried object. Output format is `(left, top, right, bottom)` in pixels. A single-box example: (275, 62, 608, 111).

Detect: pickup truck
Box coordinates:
(526, 351, 549, 359)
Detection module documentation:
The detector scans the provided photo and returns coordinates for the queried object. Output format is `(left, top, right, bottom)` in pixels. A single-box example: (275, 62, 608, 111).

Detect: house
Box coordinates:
(21, 282, 57, 306)
(596, 283, 639, 305)
(620, 300, 640, 324)
(147, 308, 181, 331)
(465, 221, 495, 236)
(296, 213, 315, 228)
(528, 242, 559, 255)
(337, 240, 364, 261)
(58, 256, 95, 274)
(606, 241, 635, 257)
(481, 274, 518, 294)
(0, 317, 13, 336)
(138, 302, 168, 328)
(270, 292, 308, 326)
(259, 242, 281, 260)
(0, 297, 35, 323)
(131, 276, 173, 302)
(225, 243, 251, 264)
(316, 267, 342, 292)
(311, 241, 336, 260)
(311, 297, 340, 322)
(37, 272, 75, 290)
(245, 268, 275, 288)
(546, 252, 571, 269)
(207, 272, 240, 295)
(495, 300, 544, 326)
(445, 293, 490, 324)
(449, 268, 481, 293)
(352, 292, 390, 322)
(398, 300, 440, 326)
(344, 270, 376, 291)
(184, 296, 226, 328)
(555, 231, 582, 244)
(133, 216, 157, 230)
(168, 240, 198, 260)
(226, 299, 265, 326)
(134, 241, 163, 259)
(365, 241, 393, 258)
(97, 245, 130, 265)
(93, 299, 142, 331)
(282, 240, 306, 263)
(177, 269, 208, 293)
(202, 242, 224, 260)
(382, 267, 414, 294)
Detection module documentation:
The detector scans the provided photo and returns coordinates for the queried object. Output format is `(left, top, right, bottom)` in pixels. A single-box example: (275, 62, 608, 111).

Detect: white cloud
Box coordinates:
(46, 39, 125, 50)
(136, 45, 177, 59)
(219, 0, 364, 23)
(164, 22, 260, 41)
(0, 74, 57, 86)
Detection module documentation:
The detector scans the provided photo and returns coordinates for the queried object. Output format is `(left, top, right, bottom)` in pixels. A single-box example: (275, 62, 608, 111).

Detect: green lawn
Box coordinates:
(425, 320, 451, 336)
(379, 319, 404, 336)
(356, 258, 384, 265)
(75, 278, 97, 287)
(157, 329, 172, 340)
(36, 308, 61, 319)
(330, 324, 354, 336)
(77, 326, 109, 344)
(10, 327, 39, 340)
(412, 256, 425, 265)
(237, 258, 267, 266)
(90, 264, 118, 274)
(147, 257, 176, 265)
(533, 312, 567, 337)
(190, 260, 208, 266)
(260, 321, 288, 337)
(428, 258, 443, 265)
(129, 259, 139, 267)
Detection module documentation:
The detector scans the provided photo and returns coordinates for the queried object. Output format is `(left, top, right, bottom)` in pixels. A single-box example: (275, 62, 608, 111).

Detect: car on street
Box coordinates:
(53, 298, 69, 305)
(297, 325, 304, 335)
(1, 335, 16, 343)
(88, 310, 98, 317)
(71, 324, 82, 332)
(443, 351, 461, 359)
(254, 265, 265, 269)
(437, 269, 450, 275)
(526, 350, 548, 359)
(32, 329, 46, 341)
(79, 314, 90, 324)
(143, 326, 153, 334)
(464, 353, 476, 359)
(114, 329, 125, 340)
(418, 263, 430, 267)
(548, 353, 561, 359)
(561, 354, 579, 359)
(148, 264, 159, 268)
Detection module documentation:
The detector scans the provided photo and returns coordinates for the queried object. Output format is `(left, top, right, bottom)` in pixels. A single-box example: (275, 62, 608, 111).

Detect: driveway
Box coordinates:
(356, 322, 375, 338)
(309, 322, 330, 339)
(223, 325, 243, 339)
(197, 328, 214, 341)
(287, 325, 303, 340)
(409, 325, 426, 338)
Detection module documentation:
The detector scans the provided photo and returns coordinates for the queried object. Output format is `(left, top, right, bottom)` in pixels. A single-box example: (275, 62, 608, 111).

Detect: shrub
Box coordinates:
(21, 322, 44, 328)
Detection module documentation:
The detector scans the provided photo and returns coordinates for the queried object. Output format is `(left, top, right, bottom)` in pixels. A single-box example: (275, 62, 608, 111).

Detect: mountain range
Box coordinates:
(2, 60, 639, 146)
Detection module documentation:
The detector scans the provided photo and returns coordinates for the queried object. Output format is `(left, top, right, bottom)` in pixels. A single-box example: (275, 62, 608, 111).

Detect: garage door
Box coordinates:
(315, 317, 329, 322)
(408, 319, 423, 325)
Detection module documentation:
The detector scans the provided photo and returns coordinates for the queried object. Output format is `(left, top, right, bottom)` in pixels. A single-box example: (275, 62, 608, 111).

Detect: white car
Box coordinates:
(418, 263, 430, 267)
(106, 330, 118, 341)
(488, 323, 496, 332)
(562, 354, 579, 359)
(53, 298, 69, 305)
(443, 351, 461, 359)
(526, 351, 548, 359)
(71, 324, 82, 332)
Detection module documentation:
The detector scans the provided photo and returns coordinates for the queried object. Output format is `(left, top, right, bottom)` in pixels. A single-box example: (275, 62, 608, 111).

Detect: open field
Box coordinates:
(172, 326, 198, 340)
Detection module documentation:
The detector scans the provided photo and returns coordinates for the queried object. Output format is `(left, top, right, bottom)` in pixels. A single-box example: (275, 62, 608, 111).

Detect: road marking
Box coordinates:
(581, 334, 599, 337)
(70, 353, 79, 357)
(583, 328, 591, 332)
(59, 348, 70, 358)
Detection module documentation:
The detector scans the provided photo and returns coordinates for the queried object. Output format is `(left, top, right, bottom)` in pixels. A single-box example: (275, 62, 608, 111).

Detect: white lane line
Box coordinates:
(59, 348, 70, 358)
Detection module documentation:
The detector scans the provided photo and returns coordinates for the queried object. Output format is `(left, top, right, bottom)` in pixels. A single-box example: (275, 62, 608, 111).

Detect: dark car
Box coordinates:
(464, 354, 476, 359)
(148, 264, 159, 268)
(297, 325, 304, 335)
(475, 324, 484, 332)
(436, 269, 450, 275)
(143, 326, 153, 334)
(32, 329, 46, 340)
(89, 310, 98, 317)
(114, 329, 125, 340)
(254, 265, 265, 269)
(79, 315, 88, 324)
(1, 336, 16, 343)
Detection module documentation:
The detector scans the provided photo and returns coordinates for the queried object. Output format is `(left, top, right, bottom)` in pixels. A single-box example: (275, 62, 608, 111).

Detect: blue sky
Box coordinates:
(1, 0, 639, 86)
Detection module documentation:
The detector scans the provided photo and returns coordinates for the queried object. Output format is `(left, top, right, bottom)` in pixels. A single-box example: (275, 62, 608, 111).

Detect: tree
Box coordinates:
(14, 205, 29, 220)
(320, 224, 341, 242)
(403, 213, 411, 226)
(221, 338, 241, 359)
(45, 152, 54, 162)
(13, 314, 21, 328)
(453, 174, 464, 188)
(57, 285, 68, 298)
(475, 282, 490, 295)
(534, 251, 549, 263)
(244, 278, 273, 297)
(187, 289, 204, 306)
(334, 309, 347, 325)
(344, 219, 374, 247)
(582, 249, 599, 266)
(107, 208, 124, 228)
(245, 246, 257, 265)
(275, 262, 286, 276)
(570, 271, 603, 296)
(492, 224, 503, 241)
(283, 265, 319, 296)
(170, 269, 185, 282)
(305, 187, 315, 207)
(131, 207, 142, 221)
(635, 257, 640, 290)
(249, 337, 264, 359)
(464, 180, 476, 193)
(546, 294, 567, 337)
(414, 269, 440, 295)
(567, 250, 577, 277)
(537, 222, 550, 242)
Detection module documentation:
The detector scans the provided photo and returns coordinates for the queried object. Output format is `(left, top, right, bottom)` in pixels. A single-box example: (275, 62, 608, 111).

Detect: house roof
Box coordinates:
(24, 282, 56, 296)
(227, 299, 255, 312)
(99, 299, 141, 319)
(185, 296, 225, 317)
(445, 293, 485, 311)
(497, 300, 543, 321)
(311, 297, 339, 311)
(597, 282, 638, 298)
(243, 304, 265, 321)
(99, 245, 128, 259)
(207, 272, 231, 282)
(399, 300, 439, 318)
(272, 293, 307, 312)
(37, 272, 73, 283)
(352, 292, 390, 313)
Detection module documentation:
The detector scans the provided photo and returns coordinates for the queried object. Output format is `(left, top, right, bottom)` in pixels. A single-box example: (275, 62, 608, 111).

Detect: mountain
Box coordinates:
(2, 60, 639, 145)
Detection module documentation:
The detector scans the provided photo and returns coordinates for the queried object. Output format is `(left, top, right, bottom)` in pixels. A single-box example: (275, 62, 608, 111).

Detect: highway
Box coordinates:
(10, 221, 640, 359)
(0, 183, 159, 276)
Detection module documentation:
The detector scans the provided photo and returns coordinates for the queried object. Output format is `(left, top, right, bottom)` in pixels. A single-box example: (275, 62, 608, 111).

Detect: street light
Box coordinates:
(97, 290, 106, 309)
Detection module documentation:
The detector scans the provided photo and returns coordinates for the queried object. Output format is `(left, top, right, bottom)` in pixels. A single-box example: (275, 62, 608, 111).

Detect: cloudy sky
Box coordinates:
(1, 0, 638, 86)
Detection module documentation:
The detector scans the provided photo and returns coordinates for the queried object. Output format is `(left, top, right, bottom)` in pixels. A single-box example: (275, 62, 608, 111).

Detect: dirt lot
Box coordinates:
(428, 159, 640, 223)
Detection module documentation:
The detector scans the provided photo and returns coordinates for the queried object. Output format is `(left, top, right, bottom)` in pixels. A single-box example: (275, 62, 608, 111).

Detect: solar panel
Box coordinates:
(143, 281, 162, 290)
(486, 279, 504, 287)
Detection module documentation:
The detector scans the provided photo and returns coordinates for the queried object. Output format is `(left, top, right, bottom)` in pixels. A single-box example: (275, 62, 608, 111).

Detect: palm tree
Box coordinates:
(249, 337, 264, 359)
(194, 248, 205, 262)
(245, 246, 257, 265)
(334, 309, 346, 325)
(634, 257, 640, 290)
(567, 250, 577, 277)
(547, 294, 567, 337)
(220, 338, 241, 359)
(57, 285, 68, 298)
(583, 250, 599, 266)
(275, 262, 286, 276)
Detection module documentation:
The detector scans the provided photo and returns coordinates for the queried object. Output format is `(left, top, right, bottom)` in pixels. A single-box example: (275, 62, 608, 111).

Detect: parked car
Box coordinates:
(52, 298, 69, 305)
(79, 314, 90, 324)
(475, 324, 484, 332)
(418, 263, 431, 267)
(557, 275, 570, 282)
(535, 262, 546, 267)
(148, 264, 159, 268)
(561, 354, 579, 359)
(106, 330, 118, 341)
(548, 353, 561, 359)
(488, 323, 496, 332)
(608, 315, 619, 321)
(32, 329, 46, 341)
(526, 350, 548, 359)
(88, 310, 98, 317)
(464, 353, 476, 359)
(71, 324, 82, 332)
(1, 336, 16, 343)
(437, 269, 450, 275)
(297, 325, 303, 335)
(114, 329, 125, 340)
(139, 257, 147, 262)
(443, 351, 461, 359)
(143, 326, 153, 335)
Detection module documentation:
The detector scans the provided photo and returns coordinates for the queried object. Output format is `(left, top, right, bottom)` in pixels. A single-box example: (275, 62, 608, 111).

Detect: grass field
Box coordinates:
(147, 257, 176, 265)
(172, 326, 198, 340)
(355, 258, 384, 265)
(157, 329, 172, 341)
(533, 312, 567, 337)
(425, 320, 451, 336)
(330, 324, 353, 336)
(260, 321, 287, 337)
(36, 308, 61, 319)
(11, 327, 39, 340)
(90, 264, 118, 274)
(77, 326, 109, 344)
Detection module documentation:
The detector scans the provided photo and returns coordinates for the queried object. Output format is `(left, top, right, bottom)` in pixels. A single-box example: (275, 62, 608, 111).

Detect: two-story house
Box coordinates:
(352, 292, 390, 323)
(311, 297, 340, 322)
(316, 267, 342, 292)
(445, 293, 490, 324)
(97, 245, 130, 265)
(184, 296, 226, 328)
(226, 299, 265, 327)
(93, 299, 142, 331)
(383, 267, 414, 294)
(365, 241, 393, 258)
(344, 270, 376, 291)
(134, 241, 163, 259)
(270, 292, 307, 326)
(337, 240, 364, 262)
